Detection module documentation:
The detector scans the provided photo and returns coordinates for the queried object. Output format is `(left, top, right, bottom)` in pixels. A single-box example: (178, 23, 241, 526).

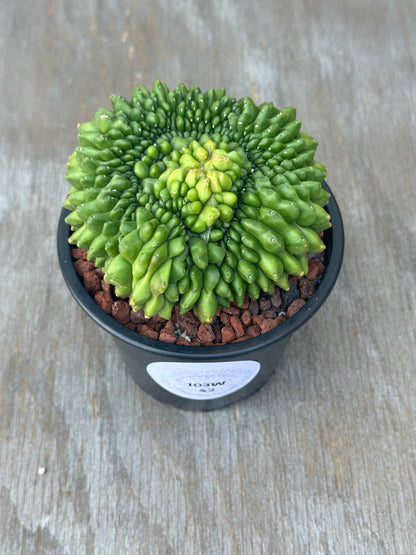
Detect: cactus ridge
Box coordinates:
(64, 81, 331, 323)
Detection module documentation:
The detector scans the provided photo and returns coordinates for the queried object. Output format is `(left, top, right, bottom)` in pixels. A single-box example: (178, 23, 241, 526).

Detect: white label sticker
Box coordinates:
(147, 360, 261, 400)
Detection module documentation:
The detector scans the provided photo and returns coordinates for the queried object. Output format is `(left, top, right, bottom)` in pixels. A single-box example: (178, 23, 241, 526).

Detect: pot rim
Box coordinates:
(57, 180, 344, 360)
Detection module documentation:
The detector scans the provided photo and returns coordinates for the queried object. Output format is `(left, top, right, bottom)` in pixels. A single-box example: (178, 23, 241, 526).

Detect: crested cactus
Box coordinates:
(64, 81, 331, 323)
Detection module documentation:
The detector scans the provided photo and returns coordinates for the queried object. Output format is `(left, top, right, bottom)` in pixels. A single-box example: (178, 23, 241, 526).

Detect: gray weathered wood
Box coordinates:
(1, 0, 415, 553)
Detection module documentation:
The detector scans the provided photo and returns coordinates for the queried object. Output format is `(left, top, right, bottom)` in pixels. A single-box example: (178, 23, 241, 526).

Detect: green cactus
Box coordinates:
(64, 81, 331, 323)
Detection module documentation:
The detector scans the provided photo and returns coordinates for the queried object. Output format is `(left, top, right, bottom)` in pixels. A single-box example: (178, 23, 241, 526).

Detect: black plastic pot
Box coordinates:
(57, 181, 344, 410)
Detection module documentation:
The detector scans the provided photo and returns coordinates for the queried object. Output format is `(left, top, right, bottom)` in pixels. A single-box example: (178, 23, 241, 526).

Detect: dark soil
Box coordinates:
(71, 247, 326, 346)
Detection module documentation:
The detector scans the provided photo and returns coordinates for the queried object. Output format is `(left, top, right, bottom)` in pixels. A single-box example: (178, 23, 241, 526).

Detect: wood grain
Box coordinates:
(1, 0, 415, 553)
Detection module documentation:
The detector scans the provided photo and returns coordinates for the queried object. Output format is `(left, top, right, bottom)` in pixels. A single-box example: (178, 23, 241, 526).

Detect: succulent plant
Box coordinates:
(64, 81, 331, 323)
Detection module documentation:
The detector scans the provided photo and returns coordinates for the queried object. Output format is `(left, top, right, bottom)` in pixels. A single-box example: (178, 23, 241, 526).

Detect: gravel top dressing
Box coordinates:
(72, 246, 326, 346)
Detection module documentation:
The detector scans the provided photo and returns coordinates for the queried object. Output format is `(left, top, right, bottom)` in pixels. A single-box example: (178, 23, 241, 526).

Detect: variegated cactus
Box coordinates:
(64, 81, 331, 323)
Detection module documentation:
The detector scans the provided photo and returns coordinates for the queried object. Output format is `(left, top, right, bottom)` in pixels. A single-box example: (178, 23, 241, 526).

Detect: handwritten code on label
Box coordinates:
(146, 360, 261, 400)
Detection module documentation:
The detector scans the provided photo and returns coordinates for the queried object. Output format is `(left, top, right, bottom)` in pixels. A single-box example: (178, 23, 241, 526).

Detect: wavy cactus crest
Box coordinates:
(64, 81, 331, 323)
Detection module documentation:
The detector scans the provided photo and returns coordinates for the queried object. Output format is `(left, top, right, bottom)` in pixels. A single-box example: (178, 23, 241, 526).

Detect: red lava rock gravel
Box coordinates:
(72, 248, 326, 346)
(286, 298, 307, 318)
(307, 258, 326, 281)
(111, 300, 130, 325)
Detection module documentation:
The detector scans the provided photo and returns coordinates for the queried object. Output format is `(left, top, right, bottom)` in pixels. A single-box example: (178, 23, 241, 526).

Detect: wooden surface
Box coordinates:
(1, 0, 415, 553)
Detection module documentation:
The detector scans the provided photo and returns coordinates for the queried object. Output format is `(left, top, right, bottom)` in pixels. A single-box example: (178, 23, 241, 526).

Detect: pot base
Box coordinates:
(113, 335, 291, 410)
